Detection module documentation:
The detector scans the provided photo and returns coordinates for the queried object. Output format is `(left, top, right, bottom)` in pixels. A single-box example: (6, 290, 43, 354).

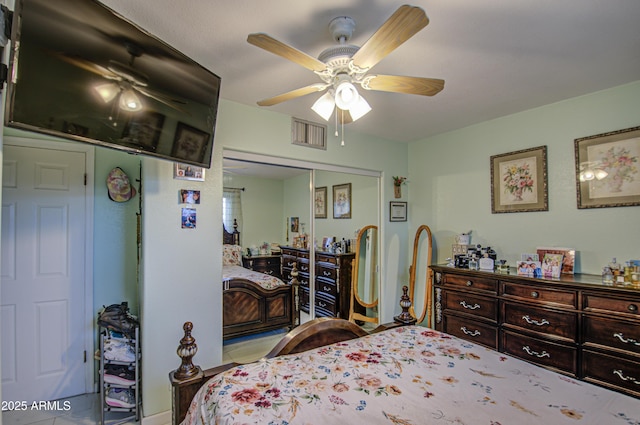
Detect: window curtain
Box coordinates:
(222, 189, 243, 235)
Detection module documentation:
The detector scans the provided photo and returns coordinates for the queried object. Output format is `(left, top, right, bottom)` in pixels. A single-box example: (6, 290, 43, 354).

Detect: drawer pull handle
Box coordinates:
(628, 304, 638, 312)
(613, 333, 640, 346)
(323, 286, 331, 292)
(265, 270, 273, 275)
(323, 271, 332, 276)
(318, 302, 327, 307)
(465, 280, 473, 287)
(523, 345, 550, 358)
(287, 261, 295, 266)
(530, 291, 539, 298)
(522, 315, 549, 326)
(460, 327, 481, 337)
(613, 370, 640, 385)
(460, 301, 481, 310)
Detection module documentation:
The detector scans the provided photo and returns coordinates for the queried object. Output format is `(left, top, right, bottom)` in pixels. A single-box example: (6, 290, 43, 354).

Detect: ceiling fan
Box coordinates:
(247, 4, 444, 123)
(56, 42, 186, 113)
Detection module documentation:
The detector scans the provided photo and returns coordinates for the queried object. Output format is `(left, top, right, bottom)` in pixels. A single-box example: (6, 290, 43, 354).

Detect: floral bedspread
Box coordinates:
(183, 326, 640, 425)
(223, 265, 286, 290)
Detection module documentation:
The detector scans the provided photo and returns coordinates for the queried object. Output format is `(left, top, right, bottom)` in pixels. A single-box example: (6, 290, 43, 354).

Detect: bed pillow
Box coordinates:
(222, 244, 242, 266)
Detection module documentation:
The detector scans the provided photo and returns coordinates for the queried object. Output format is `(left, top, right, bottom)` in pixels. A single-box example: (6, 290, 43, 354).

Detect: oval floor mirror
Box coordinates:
(349, 225, 379, 326)
(408, 225, 433, 326)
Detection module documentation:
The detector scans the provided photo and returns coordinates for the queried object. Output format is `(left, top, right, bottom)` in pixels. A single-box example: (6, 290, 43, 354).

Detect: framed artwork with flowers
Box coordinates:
(574, 126, 640, 209)
(490, 146, 548, 213)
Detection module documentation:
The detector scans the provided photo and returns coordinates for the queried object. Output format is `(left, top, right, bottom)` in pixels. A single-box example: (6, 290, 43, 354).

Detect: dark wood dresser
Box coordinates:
(280, 246, 355, 318)
(242, 254, 282, 279)
(431, 265, 640, 399)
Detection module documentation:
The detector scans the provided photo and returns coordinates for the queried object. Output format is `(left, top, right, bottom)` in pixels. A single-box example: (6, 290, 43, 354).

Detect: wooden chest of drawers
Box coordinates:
(280, 247, 354, 318)
(431, 265, 640, 398)
(242, 254, 282, 279)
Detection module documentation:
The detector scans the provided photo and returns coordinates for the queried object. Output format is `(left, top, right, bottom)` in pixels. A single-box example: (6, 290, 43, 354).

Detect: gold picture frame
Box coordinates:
(574, 126, 640, 209)
(490, 146, 548, 213)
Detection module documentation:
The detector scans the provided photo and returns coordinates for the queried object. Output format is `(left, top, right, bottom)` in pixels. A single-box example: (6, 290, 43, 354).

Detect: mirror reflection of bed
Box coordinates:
(222, 155, 381, 362)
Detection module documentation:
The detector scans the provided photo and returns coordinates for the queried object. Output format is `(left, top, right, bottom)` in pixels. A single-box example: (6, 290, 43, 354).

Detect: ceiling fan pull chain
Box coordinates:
(335, 106, 339, 137)
(341, 109, 345, 146)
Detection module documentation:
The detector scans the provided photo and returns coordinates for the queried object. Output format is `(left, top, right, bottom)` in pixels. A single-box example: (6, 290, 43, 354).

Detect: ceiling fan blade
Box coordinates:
(257, 84, 328, 107)
(248, 33, 327, 72)
(134, 86, 190, 114)
(351, 5, 429, 71)
(53, 53, 120, 80)
(363, 75, 444, 96)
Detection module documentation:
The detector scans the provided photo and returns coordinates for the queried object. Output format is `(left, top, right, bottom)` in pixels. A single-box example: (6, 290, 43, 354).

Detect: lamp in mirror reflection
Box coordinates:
(579, 161, 608, 182)
(94, 81, 143, 112)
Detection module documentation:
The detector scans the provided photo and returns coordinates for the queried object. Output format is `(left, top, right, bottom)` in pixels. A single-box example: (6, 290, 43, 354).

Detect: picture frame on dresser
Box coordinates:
(490, 146, 548, 213)
(574, 125, 640, 209)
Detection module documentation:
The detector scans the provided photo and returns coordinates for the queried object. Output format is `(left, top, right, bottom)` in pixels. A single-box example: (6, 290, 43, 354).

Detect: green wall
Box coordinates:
(408, 80, 640, 274)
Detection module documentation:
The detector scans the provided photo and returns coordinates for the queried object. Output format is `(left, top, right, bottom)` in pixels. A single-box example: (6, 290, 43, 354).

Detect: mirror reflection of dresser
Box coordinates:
(242, 254, 282, 279)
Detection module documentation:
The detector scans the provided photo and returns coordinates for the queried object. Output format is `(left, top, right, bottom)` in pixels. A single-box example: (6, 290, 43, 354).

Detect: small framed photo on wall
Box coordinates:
(174, 163, 205, 181)
(389, 201, 407, 222)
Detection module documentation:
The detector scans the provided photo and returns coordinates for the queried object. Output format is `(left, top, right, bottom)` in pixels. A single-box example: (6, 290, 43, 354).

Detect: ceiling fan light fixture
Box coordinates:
(94, 82, 120, 103)
(311, 91, 336, 121)
(334, 80, 359, 110)
(119, 87, 143, 111)
(349, 96, 371, 121)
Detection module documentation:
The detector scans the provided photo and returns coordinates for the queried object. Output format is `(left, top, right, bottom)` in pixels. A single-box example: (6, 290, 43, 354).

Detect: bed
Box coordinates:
(171, 317, 640, 425)
(222, 222, 296, 340)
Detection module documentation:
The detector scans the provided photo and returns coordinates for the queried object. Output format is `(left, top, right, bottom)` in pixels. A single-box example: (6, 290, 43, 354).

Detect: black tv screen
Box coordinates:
(5, 0, 221, 168)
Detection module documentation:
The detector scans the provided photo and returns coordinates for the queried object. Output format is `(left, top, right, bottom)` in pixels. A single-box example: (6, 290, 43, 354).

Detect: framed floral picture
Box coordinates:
(490, 146, 548, 213)
(574, 126, 640, 209)
(333, 183, 351, 219)
(314, 187, 327, 219)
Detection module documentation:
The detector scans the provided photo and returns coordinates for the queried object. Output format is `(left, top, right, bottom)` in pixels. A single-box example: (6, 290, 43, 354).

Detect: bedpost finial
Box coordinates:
(289, 263, 301, 327)
(174, 321, 201, 380)
(394, 285, 417, 325)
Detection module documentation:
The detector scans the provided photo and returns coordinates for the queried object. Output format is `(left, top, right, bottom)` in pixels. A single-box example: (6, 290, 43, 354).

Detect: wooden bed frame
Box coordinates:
(169, 287, 416, 425)
(222, 220, 296, 339)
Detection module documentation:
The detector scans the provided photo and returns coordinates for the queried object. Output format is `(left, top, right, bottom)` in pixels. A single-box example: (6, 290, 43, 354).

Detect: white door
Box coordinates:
(1, 144, 88, 402)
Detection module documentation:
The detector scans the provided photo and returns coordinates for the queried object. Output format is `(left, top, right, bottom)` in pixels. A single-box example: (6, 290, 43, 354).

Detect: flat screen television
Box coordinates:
(4, 0, 221, 168)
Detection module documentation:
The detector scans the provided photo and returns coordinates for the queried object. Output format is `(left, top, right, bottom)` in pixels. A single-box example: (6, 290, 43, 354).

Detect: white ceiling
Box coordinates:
(101, 0, 640, 143)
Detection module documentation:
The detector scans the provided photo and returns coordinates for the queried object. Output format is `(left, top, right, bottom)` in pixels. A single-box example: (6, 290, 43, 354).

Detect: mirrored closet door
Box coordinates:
(222, 152, 381, 333)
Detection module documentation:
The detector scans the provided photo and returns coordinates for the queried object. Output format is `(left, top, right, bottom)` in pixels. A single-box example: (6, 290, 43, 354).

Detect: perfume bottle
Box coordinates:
(479, 254, 495, 270)
(601, 266, 613, 285)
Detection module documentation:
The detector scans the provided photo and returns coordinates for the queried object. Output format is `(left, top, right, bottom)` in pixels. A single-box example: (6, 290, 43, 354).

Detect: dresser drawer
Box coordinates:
(583, 350, 640, 398)
(316, 253, 339, 265)
(297, 259, 311, 274)
(501, 330, 577, 376)
(442, 289, 498, 322)
(300, 287, 310, 313)
(442, 314, 498, 349)
(316, 279, 338, 297)
(315, 293, 337, 317)
(501, 282, 577, 308)
(502, 302, 577, 342)
(583, 316, 640, 357)
(443, 274, 498, 293)
(583, 294, 640, 317)
(282, 255, 297, 269)
(317, 265, 338, 281)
